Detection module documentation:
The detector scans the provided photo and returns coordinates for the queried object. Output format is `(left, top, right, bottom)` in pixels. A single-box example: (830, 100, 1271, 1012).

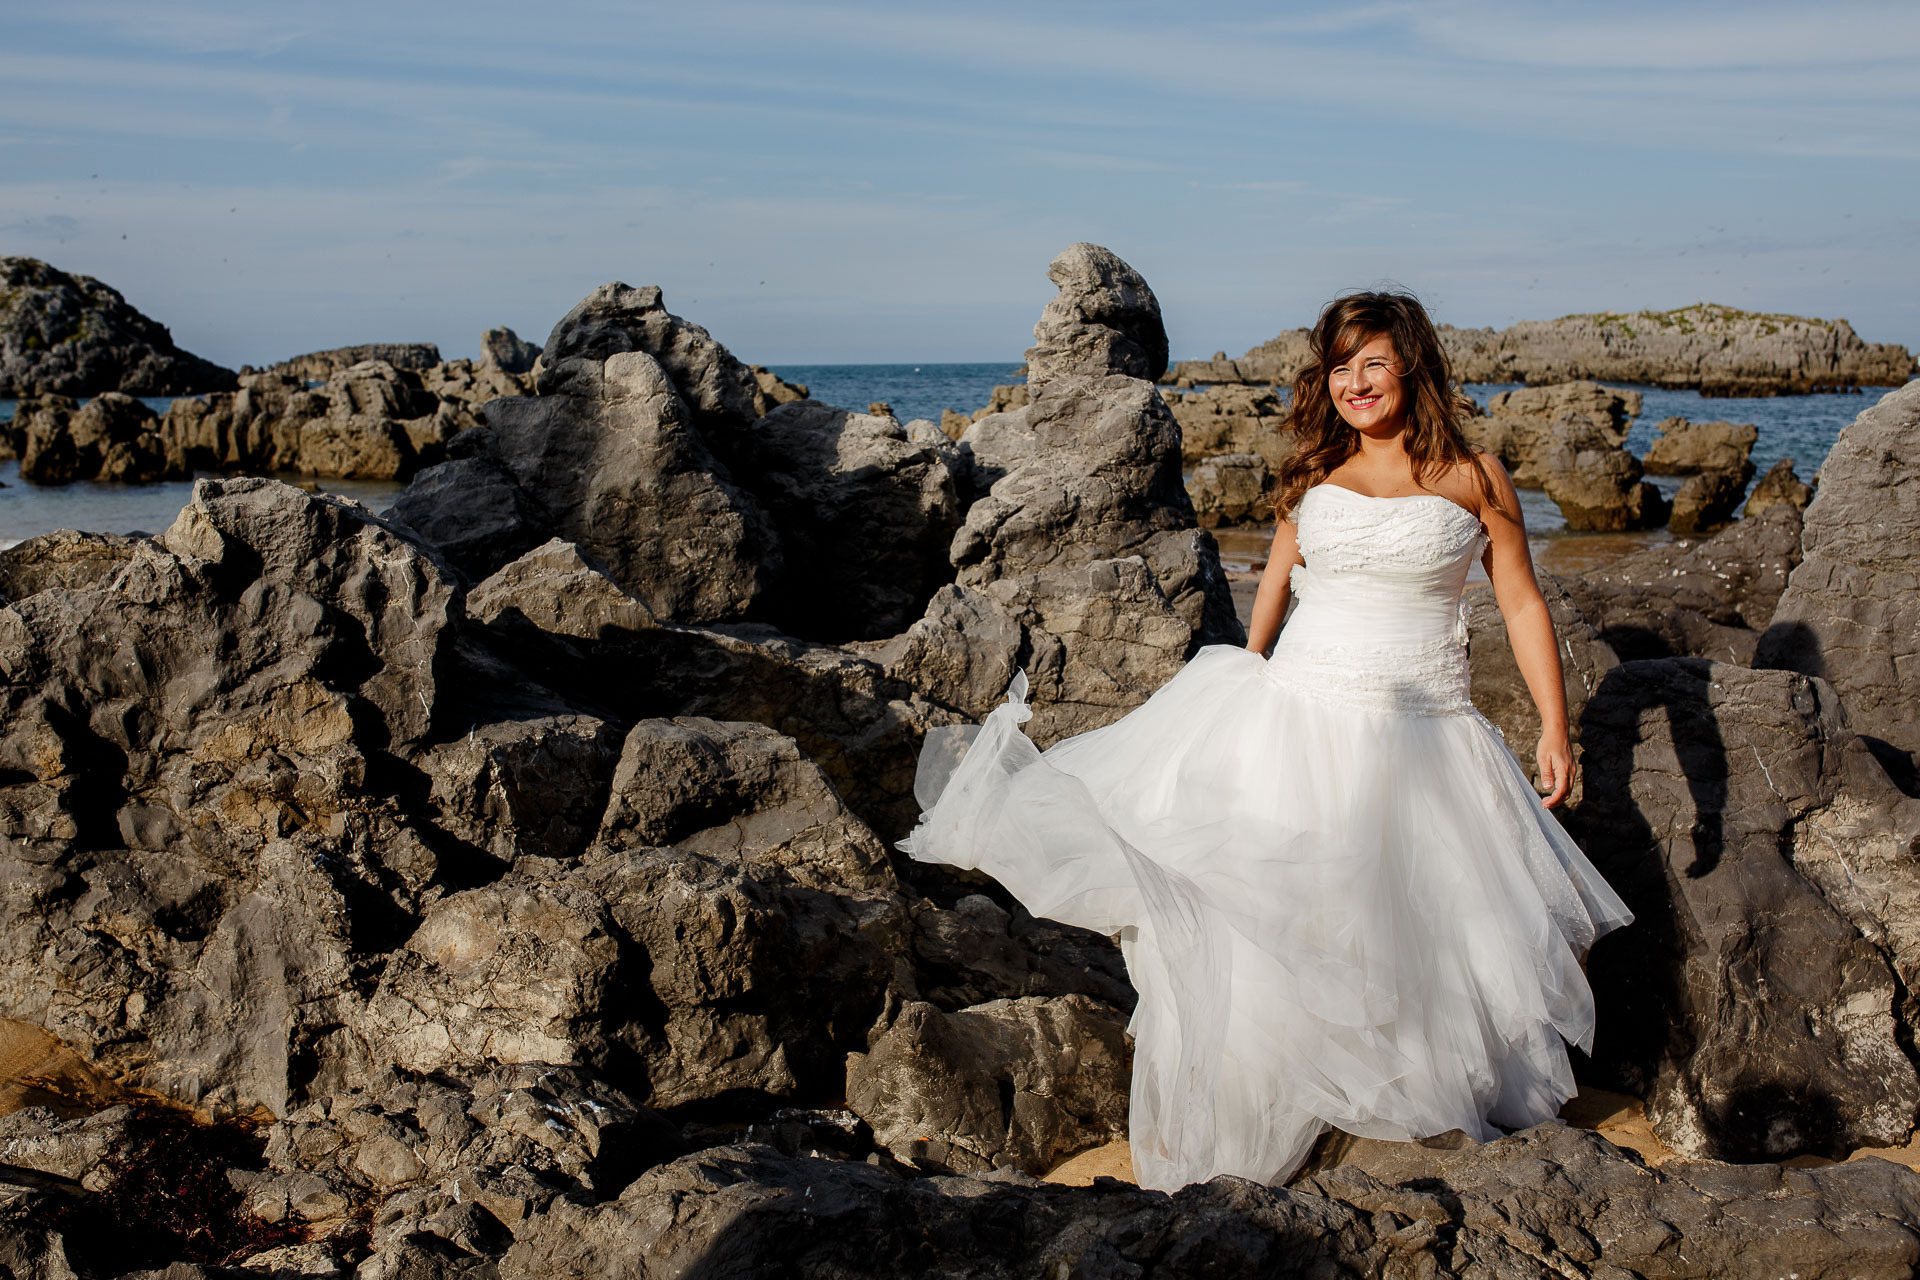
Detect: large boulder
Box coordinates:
(875, 246, 1241, 744)
(1570, 659, 1920, 1161)
(1643, 417, 1758, 475)
(1462, 380, 1641, 489)
(1563, 503, 1804, 663)
(1541, 417, 1670, 531)
(393, 350, 779, 623)
(1758, 379, 1920, 787)
(0, 257, 236, 397)
(478, 327, 541, 375)
(0, 479, 464, 1112)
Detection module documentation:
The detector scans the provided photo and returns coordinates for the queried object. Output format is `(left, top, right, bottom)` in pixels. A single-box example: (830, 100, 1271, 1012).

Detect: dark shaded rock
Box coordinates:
(845, 995, 1130, 1175)
(0, 257, 236, 397)
(7, 392, 182, 485)
(738, 401, 965, 641)
(1023, 243, 1168, 386)
(1759, 379, 1920, 785)
(1563, 503, 1804, 663)
(381, 452, 546, 584)
(498, 1126, 1920, 1279)
(0, 529, 142, 604)
(1570, 659, 1920, 1161)
(1744, 455, 1814, 517)
(420, 715, 624, 864)
(477, 328, 539, 376)
(1187, 452, 1272, 527)
(1542, 417, 1670, 531)
(908, 893, 1134, 1014)
(1644, 416, 1758, 475)
(1668, 463, 1756, 535)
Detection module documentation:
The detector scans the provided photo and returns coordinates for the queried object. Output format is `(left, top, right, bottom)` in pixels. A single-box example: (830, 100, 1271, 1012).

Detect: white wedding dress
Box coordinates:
(899, 484, 1633, 1192)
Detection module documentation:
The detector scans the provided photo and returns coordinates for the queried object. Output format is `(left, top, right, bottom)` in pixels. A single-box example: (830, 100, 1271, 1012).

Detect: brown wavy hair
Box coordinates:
(1273, 289, 1503, 520)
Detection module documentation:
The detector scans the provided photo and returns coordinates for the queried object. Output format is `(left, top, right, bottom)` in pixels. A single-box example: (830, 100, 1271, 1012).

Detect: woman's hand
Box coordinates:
(1536, 730, 1573, 808)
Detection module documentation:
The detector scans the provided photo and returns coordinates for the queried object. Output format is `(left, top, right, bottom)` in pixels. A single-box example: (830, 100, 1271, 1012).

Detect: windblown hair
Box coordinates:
(1274, 289, 1503, 520)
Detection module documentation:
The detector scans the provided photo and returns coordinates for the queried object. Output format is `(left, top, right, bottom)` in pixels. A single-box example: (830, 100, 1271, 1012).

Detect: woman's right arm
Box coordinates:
(1244, 519, 1303, 656)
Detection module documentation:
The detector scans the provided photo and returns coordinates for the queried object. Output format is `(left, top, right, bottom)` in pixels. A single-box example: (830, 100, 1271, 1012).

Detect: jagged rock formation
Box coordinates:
(0, 257, 236, 397)
(1169, 303, 1917, 396)
(1465, 381, 1641, 489)
(3, 252, 1919, 1279)
(1760, 379, 1920, 788)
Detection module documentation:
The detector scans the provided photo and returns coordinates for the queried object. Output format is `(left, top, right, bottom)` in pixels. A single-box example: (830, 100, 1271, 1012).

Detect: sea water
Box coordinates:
(0, 371, 1875, 550)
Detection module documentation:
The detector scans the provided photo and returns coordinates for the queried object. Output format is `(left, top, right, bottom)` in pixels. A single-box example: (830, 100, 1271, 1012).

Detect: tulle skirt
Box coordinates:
(899, 644, 1632, 1192)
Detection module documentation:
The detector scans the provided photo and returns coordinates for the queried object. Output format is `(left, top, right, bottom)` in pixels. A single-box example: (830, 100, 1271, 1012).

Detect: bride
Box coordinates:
(899, 289, 1633, 1192)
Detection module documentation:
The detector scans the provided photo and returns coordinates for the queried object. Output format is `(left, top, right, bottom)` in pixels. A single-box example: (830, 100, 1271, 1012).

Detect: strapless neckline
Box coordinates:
(1306, 483, 1480, 525)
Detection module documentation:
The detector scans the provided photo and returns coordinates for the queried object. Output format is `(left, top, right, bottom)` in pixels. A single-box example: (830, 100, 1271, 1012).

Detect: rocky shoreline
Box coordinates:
(1, 245, 1918, 1278)
(1171, 302, 1919, 397)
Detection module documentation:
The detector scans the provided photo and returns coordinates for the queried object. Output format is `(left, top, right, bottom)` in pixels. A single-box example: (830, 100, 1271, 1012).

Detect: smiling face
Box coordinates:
(1327, 332, 1409, 434)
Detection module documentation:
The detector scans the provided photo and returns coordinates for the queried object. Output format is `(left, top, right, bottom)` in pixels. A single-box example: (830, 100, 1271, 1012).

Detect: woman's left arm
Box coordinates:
(1475, 455, 1573, 807)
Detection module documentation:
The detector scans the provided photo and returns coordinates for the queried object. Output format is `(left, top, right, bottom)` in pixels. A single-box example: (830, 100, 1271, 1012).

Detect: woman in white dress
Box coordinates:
(899, 290, 1632, 1192)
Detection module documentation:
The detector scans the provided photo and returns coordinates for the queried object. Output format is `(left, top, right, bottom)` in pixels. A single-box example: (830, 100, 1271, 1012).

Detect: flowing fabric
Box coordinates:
(898, 485, 1633, 1191)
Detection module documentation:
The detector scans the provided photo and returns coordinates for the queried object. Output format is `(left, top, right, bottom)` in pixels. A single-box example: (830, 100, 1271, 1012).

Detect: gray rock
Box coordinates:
(1561, 504, 1804, 663)
(1186, 452, 1272, 527)
(1758, 379, 1920, 784)
(1643, 416, 1758, 475)
(421, 714, 624, 864)
(1023, 243, 1168, 386)
(0, 256, 237, 397)
(0, 478, 461, 1111)
(1570, 659, 1920, 1160)
(477, 328, 540, 376)
(845, 995, 1130, 1174)
(1668, 462, 1756, 535)
(738, 401, 965, 641)
(1744, 456, 1815, 517)
(449, 350, 778, 622)
(380, 452, 546, 584)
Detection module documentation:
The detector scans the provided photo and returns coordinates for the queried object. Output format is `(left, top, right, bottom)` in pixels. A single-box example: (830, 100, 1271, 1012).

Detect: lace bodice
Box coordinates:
(1266, 485, 1489, 715)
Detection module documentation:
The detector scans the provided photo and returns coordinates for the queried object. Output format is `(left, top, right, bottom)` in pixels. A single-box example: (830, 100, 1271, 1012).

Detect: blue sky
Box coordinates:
(3, 1, 1917, 367)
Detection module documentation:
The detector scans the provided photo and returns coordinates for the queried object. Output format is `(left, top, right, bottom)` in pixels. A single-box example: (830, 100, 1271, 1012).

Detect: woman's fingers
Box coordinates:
(1538, 746, 1572, 808)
